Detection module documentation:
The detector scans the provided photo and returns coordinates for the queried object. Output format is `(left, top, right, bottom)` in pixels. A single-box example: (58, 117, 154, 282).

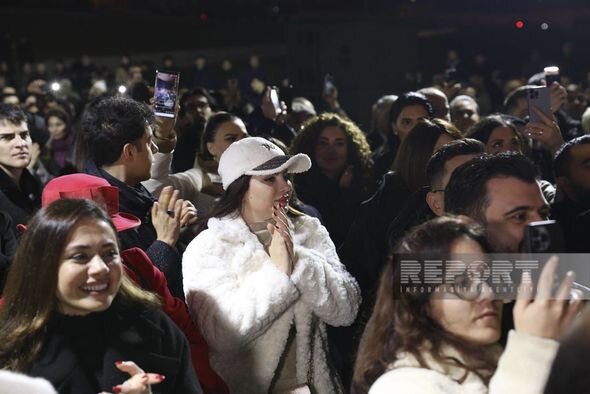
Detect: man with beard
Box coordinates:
(551, 135, 590, 252)
(444, 152, 551, 345)
(445, 152, 549, 253)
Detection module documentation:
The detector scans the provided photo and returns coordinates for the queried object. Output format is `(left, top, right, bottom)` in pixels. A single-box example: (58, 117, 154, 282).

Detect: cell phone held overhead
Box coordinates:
(269, 87, 282, 114)
(153, 70, 180, 118)
(527, 86, 552, 123)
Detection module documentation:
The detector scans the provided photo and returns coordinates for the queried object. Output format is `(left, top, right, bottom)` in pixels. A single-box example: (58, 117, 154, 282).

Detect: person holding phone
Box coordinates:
(81, 96, 197, 299)
(246, 86, 299, 147)
(353, 216, 581, 394)
(183, 137, 360, 393)
(143, 111, 249, 215)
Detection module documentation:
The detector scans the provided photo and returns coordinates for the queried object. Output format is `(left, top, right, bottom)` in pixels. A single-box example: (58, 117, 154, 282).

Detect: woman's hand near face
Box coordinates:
(100, 360, 165, 394)
(514, 256, 582, 340)
(339, 165, 354, 189)
(267, 203, 294, 275)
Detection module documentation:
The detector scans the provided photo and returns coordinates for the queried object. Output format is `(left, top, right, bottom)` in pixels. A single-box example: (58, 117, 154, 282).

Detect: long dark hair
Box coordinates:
(0, 199, 159, 372)
(195, 174, 252, 233)
(46, 108, 74, 139)
(393, 118, 462, 193)
(465, 114, 522, 152)
(198, 111, 241, 161)
(352, 216, 497, 394)
(195, 173, 304, 234)
(290, 112, 373, 194)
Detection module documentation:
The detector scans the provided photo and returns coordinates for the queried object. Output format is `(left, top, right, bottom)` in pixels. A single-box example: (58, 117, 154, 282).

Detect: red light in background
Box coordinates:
(199, 12, 208, 21)
(515, 20, 525, 29)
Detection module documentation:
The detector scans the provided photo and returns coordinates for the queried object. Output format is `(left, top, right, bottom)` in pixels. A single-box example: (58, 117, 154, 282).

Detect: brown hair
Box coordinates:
(0, 199, 160, 372)
(290, 113, 373, 193)
(393, 118, 462, 193)
(352, 216, 496, 394)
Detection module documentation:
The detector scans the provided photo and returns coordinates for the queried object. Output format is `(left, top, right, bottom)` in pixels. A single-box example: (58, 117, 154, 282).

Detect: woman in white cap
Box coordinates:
(182, 136, 361, 394)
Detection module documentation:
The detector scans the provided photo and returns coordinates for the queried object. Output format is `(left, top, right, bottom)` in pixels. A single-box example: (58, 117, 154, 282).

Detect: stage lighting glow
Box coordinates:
(118, 85, 127, 94)
(515, 20, 525, 29)
(50, 82, 60, 92)
(541, 23, 549, 30)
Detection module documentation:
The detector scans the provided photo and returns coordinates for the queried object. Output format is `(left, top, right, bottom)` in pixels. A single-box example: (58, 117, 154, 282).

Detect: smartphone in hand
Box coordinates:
(544, 66, 560, 86)
(153, 70, 180, 118)
(527, 86, 552, 123)
(269, 87, 282, 114)
(523, 220, 565, 253)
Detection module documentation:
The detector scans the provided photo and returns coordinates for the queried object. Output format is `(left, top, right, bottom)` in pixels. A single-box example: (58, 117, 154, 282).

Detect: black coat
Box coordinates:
(29, 301, 202, 394)
(550, 191, 590, 253)
(83, 161, 184, 299)
(0, 168, 41, 227)
(0, 210, 17, 292)
(294, 169, 367, 248)
(332, 172, 411, 389)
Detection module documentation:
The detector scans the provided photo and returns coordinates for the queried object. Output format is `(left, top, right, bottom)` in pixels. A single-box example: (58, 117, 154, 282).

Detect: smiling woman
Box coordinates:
(0, 199, 202, 394)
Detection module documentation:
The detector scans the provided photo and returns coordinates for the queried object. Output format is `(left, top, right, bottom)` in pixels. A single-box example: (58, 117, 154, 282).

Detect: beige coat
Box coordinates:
(370, 330, 559, 394)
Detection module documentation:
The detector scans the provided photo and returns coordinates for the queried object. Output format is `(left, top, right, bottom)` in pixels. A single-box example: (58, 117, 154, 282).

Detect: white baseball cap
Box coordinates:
(218, 137, 311, 189)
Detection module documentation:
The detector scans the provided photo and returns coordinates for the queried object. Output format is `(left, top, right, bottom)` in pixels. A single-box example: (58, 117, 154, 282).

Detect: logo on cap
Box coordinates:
(261, 143, 275, 151)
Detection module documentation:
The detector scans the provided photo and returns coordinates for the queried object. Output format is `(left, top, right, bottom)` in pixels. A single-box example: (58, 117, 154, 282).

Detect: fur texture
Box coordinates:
(183, 213, 360, 393)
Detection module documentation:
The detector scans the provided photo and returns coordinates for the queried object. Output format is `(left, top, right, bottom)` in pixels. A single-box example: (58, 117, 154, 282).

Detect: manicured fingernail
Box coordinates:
(112, 386, 122, 393)
(115, 360, 124, 366)
(156, 374, 166, 381)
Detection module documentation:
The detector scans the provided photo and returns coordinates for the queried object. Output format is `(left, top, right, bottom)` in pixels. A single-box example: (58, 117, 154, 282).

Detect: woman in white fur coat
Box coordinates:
(352, 216, 581, 394)
(183, 137, 361, 394)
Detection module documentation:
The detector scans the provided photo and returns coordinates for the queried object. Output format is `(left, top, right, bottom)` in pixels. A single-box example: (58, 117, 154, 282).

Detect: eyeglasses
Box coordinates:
(439, 262, 492, 301)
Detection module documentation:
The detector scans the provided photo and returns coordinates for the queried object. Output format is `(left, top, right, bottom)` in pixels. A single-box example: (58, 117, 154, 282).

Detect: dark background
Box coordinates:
(1, 0, 588, 126)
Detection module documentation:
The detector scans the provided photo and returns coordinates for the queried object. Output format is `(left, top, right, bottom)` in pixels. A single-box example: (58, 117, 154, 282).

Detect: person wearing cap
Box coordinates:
(80, 96, 197, 299)
(40, 173, 229, 394)
(183, 137, 361, 393)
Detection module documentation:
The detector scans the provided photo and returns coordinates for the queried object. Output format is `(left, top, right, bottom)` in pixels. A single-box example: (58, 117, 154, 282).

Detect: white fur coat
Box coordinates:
(369, 330, 559, 394)
(183, 213, 361, 394)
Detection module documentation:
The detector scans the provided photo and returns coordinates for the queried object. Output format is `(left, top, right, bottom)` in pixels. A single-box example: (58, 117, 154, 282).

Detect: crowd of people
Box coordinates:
(0, 45, 589, 394)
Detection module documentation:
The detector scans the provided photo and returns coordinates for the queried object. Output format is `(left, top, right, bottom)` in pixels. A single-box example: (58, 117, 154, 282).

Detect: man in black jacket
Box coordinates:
(0, 103, 41, 227)
(551, 135, 590, 252)
(81, 96, 196, 298)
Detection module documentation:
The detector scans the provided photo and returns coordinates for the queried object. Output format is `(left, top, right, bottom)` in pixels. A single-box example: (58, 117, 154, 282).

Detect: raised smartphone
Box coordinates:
(153, 70, 180, 118)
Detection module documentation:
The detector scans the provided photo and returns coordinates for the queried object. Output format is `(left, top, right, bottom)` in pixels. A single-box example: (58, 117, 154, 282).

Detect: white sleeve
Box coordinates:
(369, 368, 460, 394)
(289, 216, 361, 327)
(183, 230, 300, 352)
(489, 330, 559, 394)
(142, 152, 205, 202)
